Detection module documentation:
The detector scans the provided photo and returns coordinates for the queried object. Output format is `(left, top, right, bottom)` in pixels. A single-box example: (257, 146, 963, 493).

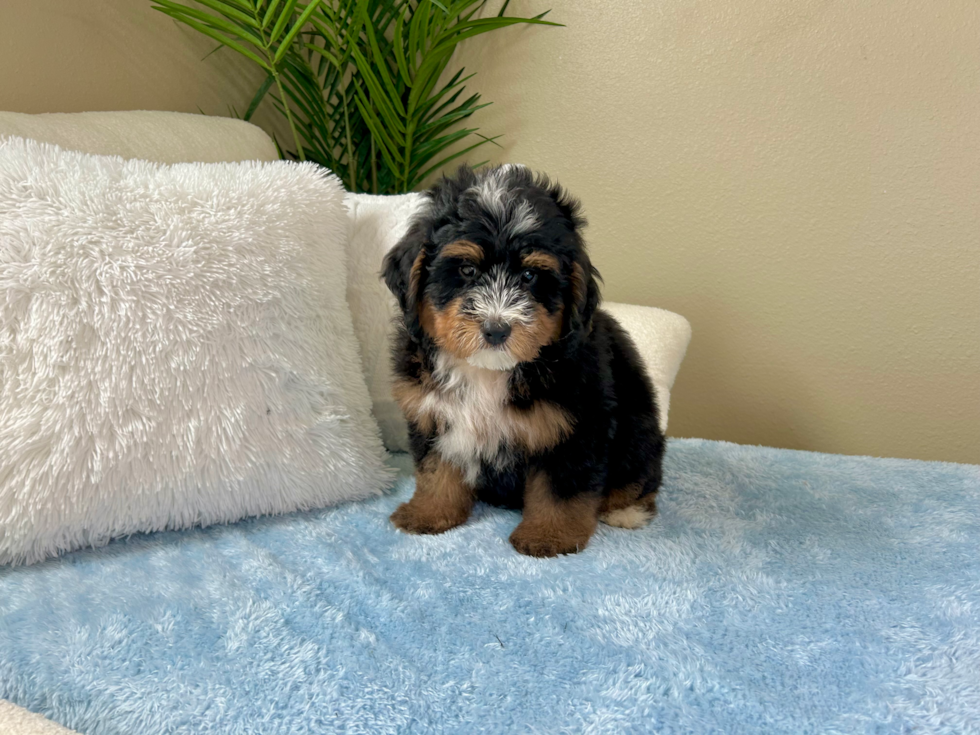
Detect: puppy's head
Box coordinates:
(382, 165, 599, 370)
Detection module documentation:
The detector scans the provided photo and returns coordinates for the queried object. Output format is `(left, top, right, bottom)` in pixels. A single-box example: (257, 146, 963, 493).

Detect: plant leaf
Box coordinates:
(304, 42, 340, 69)
(307, 15, 341, 49)
(153, 6, 272, 70)
(221, 0, 255, 13)
(275, 0, 324, 63)
(357, 6, 407, 117)
(410, 126, 478, 162)
(154, 0, 265, 47)
(331, 1, 365, 68)
(244, 74, 275, 120)
(268, 0, 299, 44)
(392, 7, 412, 87)
(407, 0, 424, 68)
(416, 70, 474, 120)
(353, 87, 405, 154)
(418, 100, 490, 138)
(262, 0, 283, 29)
(349, 46, 407, 135)
(191, 0, 259, 28)
(411, 134, 501, 189)
(353, 93, 404, 169)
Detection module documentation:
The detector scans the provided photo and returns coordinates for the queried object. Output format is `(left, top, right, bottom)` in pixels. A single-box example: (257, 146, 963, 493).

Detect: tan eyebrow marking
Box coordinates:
(440, 240, 483, 262)
(521, 251, 560, 273)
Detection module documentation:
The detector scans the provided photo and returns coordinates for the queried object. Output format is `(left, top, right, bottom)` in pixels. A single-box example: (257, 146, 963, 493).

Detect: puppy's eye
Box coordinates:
(520, 268, 537, 285)
(459, 264, 478, 278)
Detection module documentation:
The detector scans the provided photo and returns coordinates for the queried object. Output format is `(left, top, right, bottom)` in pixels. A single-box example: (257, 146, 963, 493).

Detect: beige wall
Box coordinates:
(0, 0, 283, 135)
(2, 0, 978, 463)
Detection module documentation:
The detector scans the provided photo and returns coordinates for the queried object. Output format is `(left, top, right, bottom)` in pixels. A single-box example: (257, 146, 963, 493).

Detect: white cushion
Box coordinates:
(0, 137, 390, 566)
(0, 110, 279, 164)
(344, 193, 691, 450)
(345, 193, 429, 451)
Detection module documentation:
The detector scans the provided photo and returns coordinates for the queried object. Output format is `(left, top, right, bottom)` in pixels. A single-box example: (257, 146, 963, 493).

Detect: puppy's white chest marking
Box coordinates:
(424, 353, 514, 484)
(393, 352, 574, 486)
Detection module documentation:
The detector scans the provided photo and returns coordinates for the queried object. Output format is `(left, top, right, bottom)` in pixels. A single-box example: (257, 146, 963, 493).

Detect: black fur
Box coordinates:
(382, 165, 664, 537)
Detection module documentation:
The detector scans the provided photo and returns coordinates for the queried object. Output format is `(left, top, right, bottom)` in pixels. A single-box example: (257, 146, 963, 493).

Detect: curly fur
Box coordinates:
(382, 165, 665, 556)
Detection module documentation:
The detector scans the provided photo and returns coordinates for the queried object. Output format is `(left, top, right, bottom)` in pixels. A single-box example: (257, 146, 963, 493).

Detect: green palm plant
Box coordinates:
(152, 0, 558, 193)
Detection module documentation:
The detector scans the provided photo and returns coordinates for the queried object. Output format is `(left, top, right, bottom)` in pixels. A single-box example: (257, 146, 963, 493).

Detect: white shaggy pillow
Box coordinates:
(0, 136, 390, 566)
(345, 192, 428, 451)
(343, 192, 691, 450)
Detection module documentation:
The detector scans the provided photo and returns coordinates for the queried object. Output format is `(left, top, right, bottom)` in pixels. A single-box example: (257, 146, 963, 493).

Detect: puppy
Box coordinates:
(381, 165, 665, 557)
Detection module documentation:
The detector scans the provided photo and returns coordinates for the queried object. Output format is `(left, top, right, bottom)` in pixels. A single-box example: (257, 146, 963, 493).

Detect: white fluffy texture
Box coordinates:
(430, 352, 515, 485)
(0, 137, 390, 566)
(0, 110, 279, 164)
(343, 193, 692, 450)
(344, 192, 428, 450)
(465, 348, 519, 371)
(599, 505, 656, 529)
(0, 700, 79, 735)
(601, 301, 692, 434)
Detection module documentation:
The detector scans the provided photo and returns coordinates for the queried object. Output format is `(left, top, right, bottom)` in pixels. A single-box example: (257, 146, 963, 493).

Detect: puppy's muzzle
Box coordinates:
(482, 321, 512, 347)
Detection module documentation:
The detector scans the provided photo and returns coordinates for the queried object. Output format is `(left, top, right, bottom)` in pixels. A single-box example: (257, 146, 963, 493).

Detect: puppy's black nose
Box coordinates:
(482, 321, 512, 346)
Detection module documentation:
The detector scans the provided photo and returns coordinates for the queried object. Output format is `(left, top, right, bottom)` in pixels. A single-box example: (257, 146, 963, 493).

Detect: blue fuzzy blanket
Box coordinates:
(2, 440, 978, 734)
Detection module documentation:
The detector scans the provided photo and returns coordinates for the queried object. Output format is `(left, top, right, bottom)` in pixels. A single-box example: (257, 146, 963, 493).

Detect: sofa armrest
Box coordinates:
(0, 110, 278, 164)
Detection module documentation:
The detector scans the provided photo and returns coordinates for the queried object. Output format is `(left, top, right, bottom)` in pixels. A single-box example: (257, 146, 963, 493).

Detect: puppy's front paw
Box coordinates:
(390, 501, 467, 535)
(509, 521, 591, 558)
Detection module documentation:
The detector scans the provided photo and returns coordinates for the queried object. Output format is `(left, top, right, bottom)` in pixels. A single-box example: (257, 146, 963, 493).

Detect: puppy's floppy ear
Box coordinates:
(569, 253, 601, 336)
(382, 220, 429, 340)
(538, 175, 597, 337)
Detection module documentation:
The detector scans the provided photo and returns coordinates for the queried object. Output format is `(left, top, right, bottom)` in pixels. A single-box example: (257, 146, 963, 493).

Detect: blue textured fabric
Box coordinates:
(1, 439, 978, 734)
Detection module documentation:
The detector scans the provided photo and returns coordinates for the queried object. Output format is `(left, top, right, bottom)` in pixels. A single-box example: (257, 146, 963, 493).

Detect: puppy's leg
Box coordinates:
(510, 470, 600, 557)
(391, 454, 474, 534)
(598, 483, 657, 529)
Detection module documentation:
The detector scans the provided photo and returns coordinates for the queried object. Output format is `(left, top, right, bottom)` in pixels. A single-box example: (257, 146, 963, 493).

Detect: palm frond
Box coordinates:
(155, 0, 560, 192)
